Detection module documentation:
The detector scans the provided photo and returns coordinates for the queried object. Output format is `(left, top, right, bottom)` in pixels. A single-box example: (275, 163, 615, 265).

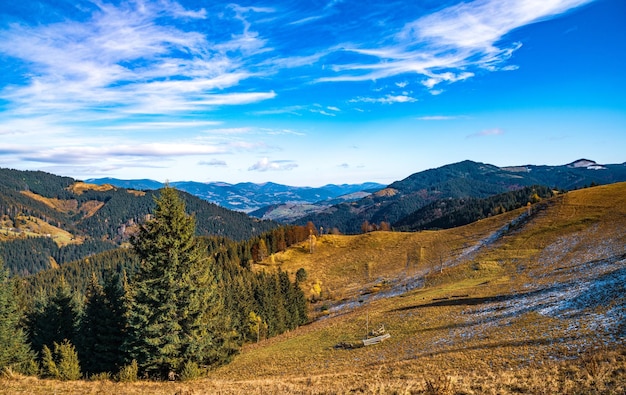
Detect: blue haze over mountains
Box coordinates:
(85, 178, 385, 213)
(87, 159, 626, 226)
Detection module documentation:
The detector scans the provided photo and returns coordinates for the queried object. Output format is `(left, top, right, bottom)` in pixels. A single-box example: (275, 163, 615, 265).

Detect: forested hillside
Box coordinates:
(393, 185, 554, 231)
(1, 188, 310, 380)
(0, 168, 277, 277)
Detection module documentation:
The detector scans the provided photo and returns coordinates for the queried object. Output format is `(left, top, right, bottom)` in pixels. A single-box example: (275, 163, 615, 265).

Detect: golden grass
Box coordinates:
(260, 209, 521, 303)
(20, 190, 79, 213)
(126, 189, 146, 197)
(69, 182, 116, 195)
(0, 214, 81, 247)
(79, 200, 105, 219)
(2, 347, 624, 394)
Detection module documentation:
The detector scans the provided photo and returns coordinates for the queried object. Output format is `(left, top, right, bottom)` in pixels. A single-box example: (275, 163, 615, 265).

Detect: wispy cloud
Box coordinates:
(251, 105, 307, 116)
(417, 115, 462, 121)
(199, 159, 228, 167)
(310, 109, 336, 116)
(263, 128, 306, 136)
(350, 94, 417, 104)
(248, 157, 298, 172)
(103, 121, 222, 131)
(21, 143, 228, 164)
(0, 0, 275, 120)
(289, 15, 326, 26)
(467, 128, 505, 138)
(319, 0, 592, 91)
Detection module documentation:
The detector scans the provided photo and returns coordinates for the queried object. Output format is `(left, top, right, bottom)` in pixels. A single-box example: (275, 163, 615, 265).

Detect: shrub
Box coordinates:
(40, 340, 81, 380)
(117, 359, 138, 382)
(90, 371, 112, 381)
(296, 267, 308, 282)
(40, 345, 59, 379)
(19, 359, 40, 377)
(55, 340, 81, 380)
(180, 360, 201, 381)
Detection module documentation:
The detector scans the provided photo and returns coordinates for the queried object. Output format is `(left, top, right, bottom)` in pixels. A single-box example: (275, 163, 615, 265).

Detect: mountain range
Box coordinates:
(85, 178, 384, 214)
(291, 159, 626, 233)
(87, 158, 626, 228)
(2, 158, 625, 275)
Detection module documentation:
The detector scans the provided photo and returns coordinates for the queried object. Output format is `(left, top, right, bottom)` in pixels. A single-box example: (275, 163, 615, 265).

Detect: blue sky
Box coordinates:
(0, 0, 624, 186)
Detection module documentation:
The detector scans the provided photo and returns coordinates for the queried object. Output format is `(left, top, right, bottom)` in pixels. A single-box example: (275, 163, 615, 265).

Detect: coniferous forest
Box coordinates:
(0, 187, 309, 380)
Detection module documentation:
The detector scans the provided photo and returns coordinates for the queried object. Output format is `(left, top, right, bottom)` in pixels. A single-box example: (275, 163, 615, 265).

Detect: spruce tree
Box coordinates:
(0, 257, 35, 373)
(125, 187, 238, 379)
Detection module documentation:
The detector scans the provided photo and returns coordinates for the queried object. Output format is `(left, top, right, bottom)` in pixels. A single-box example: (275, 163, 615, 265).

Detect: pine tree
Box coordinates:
(125, 187, 239, 379)
(0, 257, 35, 373)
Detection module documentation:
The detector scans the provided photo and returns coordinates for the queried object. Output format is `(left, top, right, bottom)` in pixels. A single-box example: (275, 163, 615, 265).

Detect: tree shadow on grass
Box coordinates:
(390, 287, 550, 312)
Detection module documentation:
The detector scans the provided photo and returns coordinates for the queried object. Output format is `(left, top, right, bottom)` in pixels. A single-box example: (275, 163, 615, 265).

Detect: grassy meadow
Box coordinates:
(2, 183, 625, 394)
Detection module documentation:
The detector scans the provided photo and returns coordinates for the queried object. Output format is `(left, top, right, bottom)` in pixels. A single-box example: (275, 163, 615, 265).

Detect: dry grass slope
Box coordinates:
(0, 213, 80, 246)
(69, 182, 116, 195)
(3, 183, 625, 394)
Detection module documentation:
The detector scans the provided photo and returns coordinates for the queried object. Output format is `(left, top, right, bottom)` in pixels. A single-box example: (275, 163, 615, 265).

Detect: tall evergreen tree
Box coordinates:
(125, 187, 238, 379)
(0, 257, 35, 373)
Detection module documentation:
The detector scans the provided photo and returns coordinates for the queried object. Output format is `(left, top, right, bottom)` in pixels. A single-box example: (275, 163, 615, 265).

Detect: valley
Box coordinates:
(3, 181, 624, 394)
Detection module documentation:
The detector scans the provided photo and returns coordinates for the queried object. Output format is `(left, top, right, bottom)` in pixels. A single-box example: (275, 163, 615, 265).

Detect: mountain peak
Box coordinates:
(567, 159, 597, 168)
(566, 159, 608, 170)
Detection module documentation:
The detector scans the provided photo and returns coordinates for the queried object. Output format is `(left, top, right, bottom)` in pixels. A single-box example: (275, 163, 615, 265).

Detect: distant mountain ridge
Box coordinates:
(293, 159, 626, 233)
(86, 178, 385, 213)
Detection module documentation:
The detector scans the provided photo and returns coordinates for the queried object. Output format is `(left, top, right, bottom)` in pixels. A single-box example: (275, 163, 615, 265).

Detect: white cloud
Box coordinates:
(263, 128, 306, 136)
(319, 0, 592, 91)
(252, 105, 307, 116)
(350, 94, 417, 104)
(248, 157, 298, 172)
(104, 121, 221, 131)
(467, 128, 505, 138)
(205, 127, 254, 135)
(310, 109, 336, 116)
(199, 159, 227, 167)
(407, 0, 590, 50)
(0, 0, 275, 120)
(417, 115, 460, 121)
(289, 15, 326, 26)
